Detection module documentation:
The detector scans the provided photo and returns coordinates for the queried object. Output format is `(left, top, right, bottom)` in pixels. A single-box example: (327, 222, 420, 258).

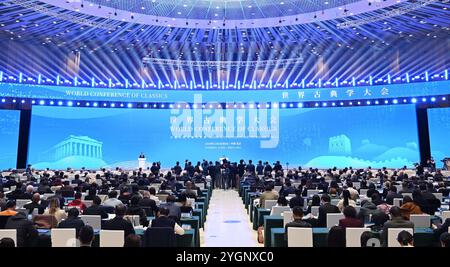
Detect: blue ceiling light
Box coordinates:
(411, 98, 417, 103)
(127, 103, 133, 108)
(431, 97, 436, 102)
(422, 97, 427, 102)
(392, 99, 398, 104)
(39, 100, 45, 105)
(1, 99, 5, 103)
(67, 101, 73, 106)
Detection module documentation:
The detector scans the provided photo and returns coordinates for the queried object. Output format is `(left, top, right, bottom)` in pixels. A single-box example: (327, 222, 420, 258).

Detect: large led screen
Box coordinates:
(0, 109, 20, 170)
(428, 107, 450, 169)
(28, 104, 420, 169)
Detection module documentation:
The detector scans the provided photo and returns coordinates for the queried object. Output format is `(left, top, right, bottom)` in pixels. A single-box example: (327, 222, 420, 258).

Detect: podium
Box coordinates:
(138, 158, 146, 169)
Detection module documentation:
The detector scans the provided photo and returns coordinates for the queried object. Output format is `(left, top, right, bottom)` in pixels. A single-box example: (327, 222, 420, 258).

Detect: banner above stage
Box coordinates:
(0, 80, 448, 103)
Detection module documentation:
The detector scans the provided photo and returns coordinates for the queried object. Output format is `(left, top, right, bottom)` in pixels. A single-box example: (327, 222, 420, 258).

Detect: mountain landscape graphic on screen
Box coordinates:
(28, 104, 420, 170)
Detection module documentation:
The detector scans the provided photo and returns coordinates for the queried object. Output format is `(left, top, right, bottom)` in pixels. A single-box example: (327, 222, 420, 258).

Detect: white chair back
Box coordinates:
(80, 215, 102, 230)
(346, 227, 368, 247)
(274, 186, 282, 193)
(0, 229, 17, 247)
(83, 200, 94, 208)
(330, 199, 340, 206)
(15, 199, 31, 209)
(433, 193, 443, 202)
(51, 228, 77, 247)
(283, 211, 293, 227)
(387, 228, 413, 247)
(353, 182, 361, 190)
(287, 228, 313, 247)
(311, 206, 320, 217)
(307, 190, 321, 197)
(326, 213, 345, 229)
(264, 200, 277, 210)
(410, 214, 430, 228)
(442, 211, 450, 221)
(195, 183, 205, 190)
(100, 230, 124, 247)
(401, 193, 412, 198)
(359, 189, 368, 196)
(393, 198, 403, 207)
(271, 206, 291, 216)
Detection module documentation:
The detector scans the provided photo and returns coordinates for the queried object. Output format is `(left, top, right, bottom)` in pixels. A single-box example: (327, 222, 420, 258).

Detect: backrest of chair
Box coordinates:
(0, 229, 17, 247)
(80, 215, 102, 230)
(401, 193, 412, 198)
(409, 214, 430, 228)
(360, 189, 368, 196)
(330, 199, 340, 206)
(100, 230, 124, 247)
(393, 198, 403, 207)
(15, 199, 30, 209)
(156, 194, 168, 202)
(144, 227, 176, 247)
(195, 183, 205, 190)
(83, 200, 93, 208)
(307, 190, 321, 198)
(433, 193, 443, 202)
(387, 228, 413, 247)
(274, 186, 282, 193)
(442, 211, 450, 221)
(264, 200, 277, 210)
(326, 213, 344, 229)
(346, 228, 368, 247)
(97, 195, 108, 203)
(353, 182, 361, 190)
(124, 215, 141, 227)
(33, 215, 58, 229)
(287, 227, 313, 247)
(42, 193, 55, 200)
(271, 206, 291, 216)
(51, 228, 77, 247)
(311, 206, 320, 217)
(283, 211, 293, 227)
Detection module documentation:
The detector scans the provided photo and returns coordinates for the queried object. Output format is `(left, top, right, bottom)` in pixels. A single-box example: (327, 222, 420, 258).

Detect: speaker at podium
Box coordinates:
(138, 152, 146, 169)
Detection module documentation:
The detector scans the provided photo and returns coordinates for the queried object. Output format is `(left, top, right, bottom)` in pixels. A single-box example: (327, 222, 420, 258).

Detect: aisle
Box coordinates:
(201, 189, 261, 247)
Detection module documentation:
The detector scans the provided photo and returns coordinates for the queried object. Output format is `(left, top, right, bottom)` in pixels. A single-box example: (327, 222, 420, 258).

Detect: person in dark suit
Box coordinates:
(245, 160, 256, 175)
(256, 161, 264, 176)
(4, 211, 38, 247)
(318, 194, 340, 227)
(139, 191, 158, 217)
(58, 208, 85, 237)
(338, 206, 364, 228)
(385, 186, 403, 205)
(160, 195, 181, 222)
(79, 225, 94, 247)
(102, 204, 135, 238)
(172, 161, 182, 176)
(151, 207, 184, 235)
(23, 193, 47, 215)
(284, 206, 312, 241)
(288, 188, 304, 209)
(83, 196, 108, 219)
(185, 162, 195, 177)
(381, 206, 414, 246)
(59, 181, 75, 198)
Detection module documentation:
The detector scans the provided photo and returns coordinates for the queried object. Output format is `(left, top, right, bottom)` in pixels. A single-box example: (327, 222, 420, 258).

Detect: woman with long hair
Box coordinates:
(43, 198, 67, 223)
(337, 189, 356, 212)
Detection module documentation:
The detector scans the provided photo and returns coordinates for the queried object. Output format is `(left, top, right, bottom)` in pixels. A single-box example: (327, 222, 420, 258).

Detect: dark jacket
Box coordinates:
(338, 217, 364, 228)
(4, 212, 38, 247)
(138, 198, 159, 217)
(318, 203, 340, 227)
(58, 217, 85, 237)
(102, 216, 135, 238)
(23, 200, 48, 215)
(83, 204, 108, 219)
(289, 196, 304, 209)
(151, 216, 176, 229)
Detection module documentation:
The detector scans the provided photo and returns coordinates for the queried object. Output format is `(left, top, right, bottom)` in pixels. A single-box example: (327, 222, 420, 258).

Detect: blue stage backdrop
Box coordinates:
(0, 110, 20, 170)
(428, 107, 450, 168)
(28, 104, 420, 170)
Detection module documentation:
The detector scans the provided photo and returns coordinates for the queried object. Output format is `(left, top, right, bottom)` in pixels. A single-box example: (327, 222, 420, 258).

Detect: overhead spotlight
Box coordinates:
(295, 18, 298, 21)
(81, 3, 84, 8)
(313, 14, 317, 19)
(131, 15, 134, 19)
(114, 12, 117, 16)
(368, 2, 372, 6)
(98, 5, 101, 8)
(186, 21, 188, 26)
(279, 19, 282, 23)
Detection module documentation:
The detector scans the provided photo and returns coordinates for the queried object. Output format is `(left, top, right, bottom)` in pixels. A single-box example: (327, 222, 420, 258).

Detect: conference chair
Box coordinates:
(156, 194, 168, 203)
(97, 194, 108, 203)
(433, 193, 443, 202)
(330, 199, 340, 206)
(15, 199, 31, 209)
(33, 215, 58, 229)
(274, 186, 282, 193)
(80, 215, 102, 230)
(311, 206, 320, 217)
(270, 206, 291, 216)
(42, 193, 55, 200)
(442, 211, 450, 221)
(393, 198, 403, 207)
(307, 190, 321, 197)
(124, 215, 141, 227)
(327, 213, 345, 229)
(387, 228, 413, 247)
(100, 230, 125, 247)
(51, 228, 77, 247)
(283, 211, 293, 227)
(410, 214, 431, 228)
(353, 182, 361, 190)
(401, 193, 413, 198)
(143, 227, 176, 247)
(0, 229, 17, 247)
(195, 183, 205, 190)
(359, 189, 369, 196)
(264, 200, 277, 211)
(83, 200, 94, 208)
(287, 228, 313, 247)
(345, 228, 368, 247)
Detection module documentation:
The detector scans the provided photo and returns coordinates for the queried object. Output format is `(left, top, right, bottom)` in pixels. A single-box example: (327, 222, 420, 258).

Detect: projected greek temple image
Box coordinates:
(0, 0, 448, 253)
